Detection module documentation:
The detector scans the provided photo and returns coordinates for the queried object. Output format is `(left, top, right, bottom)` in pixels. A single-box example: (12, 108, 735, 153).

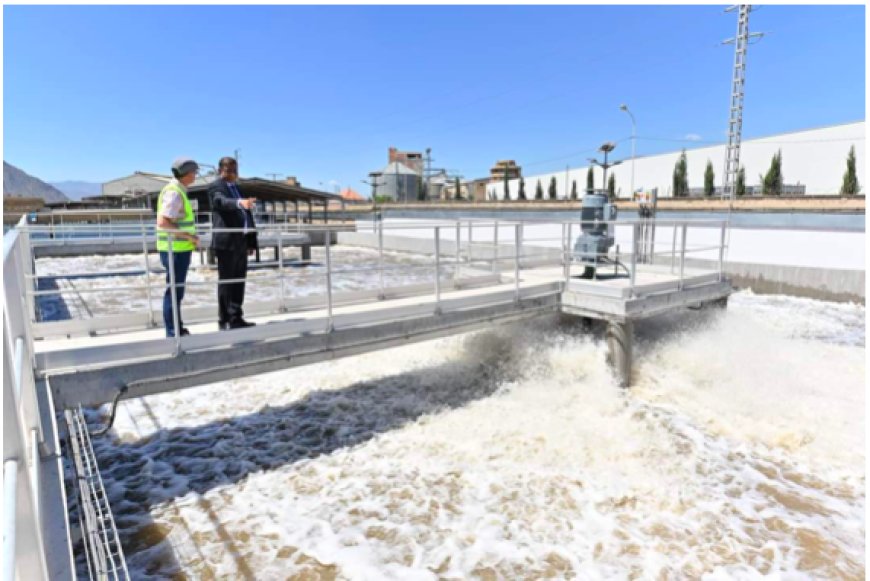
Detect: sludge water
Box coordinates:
(70, 286, 862, 579)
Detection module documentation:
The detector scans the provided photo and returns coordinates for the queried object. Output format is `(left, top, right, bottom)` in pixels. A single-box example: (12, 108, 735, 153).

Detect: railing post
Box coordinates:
(166, 235, 181, 356)
(718, 222, 726, 282)
(454, 220, 461, 282)
(324, 227, 334, 332)
(562, 223, 569, 282)
(629, 223, 638, 296)
(378, 218, 385, 299)
(141, 222, 155, 326)
(467, 221, 473, 264)
(492, 220, 499, 273)
(3, 459, 18, 581)
(277, 233, 286, 311)
(434, 226, 442, 313)
(514, 224, 521, 303)
(679, 224, 688, 290)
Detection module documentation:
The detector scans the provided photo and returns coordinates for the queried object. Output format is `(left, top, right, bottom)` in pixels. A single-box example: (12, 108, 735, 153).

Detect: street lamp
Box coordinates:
(620, 104, 636, 198)
(588, 142, 622, 198)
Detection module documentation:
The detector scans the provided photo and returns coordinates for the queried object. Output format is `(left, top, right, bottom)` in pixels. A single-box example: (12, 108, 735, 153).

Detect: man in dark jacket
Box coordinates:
(209, 156, 258, 330)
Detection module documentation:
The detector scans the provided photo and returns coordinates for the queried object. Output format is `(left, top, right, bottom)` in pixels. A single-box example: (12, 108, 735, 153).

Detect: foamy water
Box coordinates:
(36, 246, 459, 322)
(56, 266, 863, 581)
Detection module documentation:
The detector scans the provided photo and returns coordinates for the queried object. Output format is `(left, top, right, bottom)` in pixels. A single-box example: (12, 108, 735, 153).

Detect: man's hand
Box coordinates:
(189, 234, 200, 248)
(248, 248, 255, 256)
(239, 197, 256, 210)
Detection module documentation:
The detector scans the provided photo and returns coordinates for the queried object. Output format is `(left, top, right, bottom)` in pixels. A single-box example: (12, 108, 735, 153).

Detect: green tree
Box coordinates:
(417, 176, 426, 201)
(454, 177, 462, 201)
(503, 171, 510, 200)
(704, 160, 715, 196)
(607, 174, 616, 200)
(760, 149, 783, 195)
(736, 166, 746, 196)
(586, 167, 594, 192)
(518, 177, 526, 200)
(672, 150, 689, 197)
(841, 145, 859, 195)
(571, 180, 578, 200)
(535, 180, 543, 200)
(548, 176, 557, 200)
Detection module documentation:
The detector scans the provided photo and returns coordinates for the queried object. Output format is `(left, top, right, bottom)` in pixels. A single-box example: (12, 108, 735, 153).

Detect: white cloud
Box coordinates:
(684, 133, 702, 141)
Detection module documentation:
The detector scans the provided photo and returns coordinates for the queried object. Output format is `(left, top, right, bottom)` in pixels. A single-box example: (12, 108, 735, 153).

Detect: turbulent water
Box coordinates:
(40, 251, 865, 579)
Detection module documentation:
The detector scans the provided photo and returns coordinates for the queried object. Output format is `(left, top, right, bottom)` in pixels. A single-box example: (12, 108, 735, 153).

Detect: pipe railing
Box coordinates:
(25, 218, 728, 341)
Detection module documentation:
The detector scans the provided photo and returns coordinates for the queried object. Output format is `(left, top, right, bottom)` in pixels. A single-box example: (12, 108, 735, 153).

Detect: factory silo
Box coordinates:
(380, 161, 420, 202)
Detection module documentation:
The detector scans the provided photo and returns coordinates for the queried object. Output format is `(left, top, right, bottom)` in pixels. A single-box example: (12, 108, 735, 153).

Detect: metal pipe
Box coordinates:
(13, 337, 24, 398)
(492, 221, 499, 273)
(679, 224, 688, 290)
(629, 223, 638, 295)
(166, 237, 181, 355)
(454, 221, 461, 281)
(378, 218, 385, 299)
(3, 459, 18, 581)
(277, 234, 285, 311)
(514, 224, 521, 302)
(718, 222, 727, 281)
(324, 228, 334, 331)
(434, 226, 442, 312)
(468, 221, 473, 264)
(29, 429, 39, 525)
(562, 223, 569, 282)
(141, 222, 155, 326)
(671, 225, 678, 274)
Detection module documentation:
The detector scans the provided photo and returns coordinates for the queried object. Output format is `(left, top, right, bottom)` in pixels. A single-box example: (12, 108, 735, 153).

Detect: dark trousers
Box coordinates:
(159, 250, 192, 337)
(215, 248, 248, 325)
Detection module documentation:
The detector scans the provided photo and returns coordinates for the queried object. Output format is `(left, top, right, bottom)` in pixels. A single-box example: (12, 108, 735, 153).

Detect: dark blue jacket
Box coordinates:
(208, 178, 258, 252)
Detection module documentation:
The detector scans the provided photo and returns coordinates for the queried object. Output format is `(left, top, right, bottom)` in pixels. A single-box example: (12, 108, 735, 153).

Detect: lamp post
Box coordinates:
(588, 142, 622, 199)
(620, 104, 636, 198)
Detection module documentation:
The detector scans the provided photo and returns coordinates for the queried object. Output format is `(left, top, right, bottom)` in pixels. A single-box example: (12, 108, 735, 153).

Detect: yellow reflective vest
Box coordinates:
(155, 181, 196, 253)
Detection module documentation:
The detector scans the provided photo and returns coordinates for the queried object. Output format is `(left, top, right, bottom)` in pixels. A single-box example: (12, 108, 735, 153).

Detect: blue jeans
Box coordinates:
(159, 250, 192, 337)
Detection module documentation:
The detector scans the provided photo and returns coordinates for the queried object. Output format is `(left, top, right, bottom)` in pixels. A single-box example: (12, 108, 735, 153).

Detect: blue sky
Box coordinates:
(3, 4, 865, 191)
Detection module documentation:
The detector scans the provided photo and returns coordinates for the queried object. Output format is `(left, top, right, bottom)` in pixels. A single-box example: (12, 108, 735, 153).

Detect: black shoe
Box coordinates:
(180, 328, 191, 336)
(229, 319, 256, 329)
(218, 322, 229, 331)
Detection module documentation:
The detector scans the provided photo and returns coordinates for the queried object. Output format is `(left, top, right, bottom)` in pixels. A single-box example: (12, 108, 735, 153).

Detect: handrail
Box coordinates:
(27, 217, 729, 342)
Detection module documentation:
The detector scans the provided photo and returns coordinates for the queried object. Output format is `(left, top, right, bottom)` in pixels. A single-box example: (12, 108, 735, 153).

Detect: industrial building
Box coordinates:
(487, 121, 865, 199)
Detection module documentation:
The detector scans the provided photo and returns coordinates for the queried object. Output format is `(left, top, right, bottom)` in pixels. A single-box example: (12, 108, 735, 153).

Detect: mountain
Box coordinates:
(3, 162, 69, 203)
(50, 180, 102, 200)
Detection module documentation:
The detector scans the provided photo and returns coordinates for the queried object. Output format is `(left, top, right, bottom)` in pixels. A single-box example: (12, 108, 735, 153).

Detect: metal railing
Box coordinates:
(4, 217, 53, 580)
(24, 218, 729, 342)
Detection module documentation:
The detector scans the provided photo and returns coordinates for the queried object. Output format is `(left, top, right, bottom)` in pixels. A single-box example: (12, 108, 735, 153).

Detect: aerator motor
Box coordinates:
(573, 190, 617, 278)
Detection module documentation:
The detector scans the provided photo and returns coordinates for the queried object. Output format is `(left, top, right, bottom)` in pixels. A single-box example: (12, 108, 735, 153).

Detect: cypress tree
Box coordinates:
(704, 160, 715, 196)
(571, 180, 578, 200)
(535, 180, 543, 200)
(586, 167, 594, 192)
(672, 149, 688, 197)
(761, 150, 783, 195)
(736, 166, 746, 196)
(503, 171, 510, 200)
(840, 145, 859, 195)
(518, 177, 526, 200)
(607, 174, 616, 200)
(454, 177, 462, 200)
(548, 176, 557, 200)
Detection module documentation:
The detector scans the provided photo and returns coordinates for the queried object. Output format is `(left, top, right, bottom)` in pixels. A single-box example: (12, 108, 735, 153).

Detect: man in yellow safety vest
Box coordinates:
(156, 157, 200, 337)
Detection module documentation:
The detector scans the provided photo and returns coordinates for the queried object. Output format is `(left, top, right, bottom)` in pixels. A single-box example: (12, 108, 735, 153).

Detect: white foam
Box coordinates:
(43, 250, 863, 579)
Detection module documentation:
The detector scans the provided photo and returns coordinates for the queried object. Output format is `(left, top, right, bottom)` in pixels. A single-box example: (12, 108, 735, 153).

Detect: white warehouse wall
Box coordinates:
(488, 121, 865, 199)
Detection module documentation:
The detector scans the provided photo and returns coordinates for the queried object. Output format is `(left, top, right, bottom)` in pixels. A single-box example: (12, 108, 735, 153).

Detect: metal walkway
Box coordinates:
(4, 216, 732, 580)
